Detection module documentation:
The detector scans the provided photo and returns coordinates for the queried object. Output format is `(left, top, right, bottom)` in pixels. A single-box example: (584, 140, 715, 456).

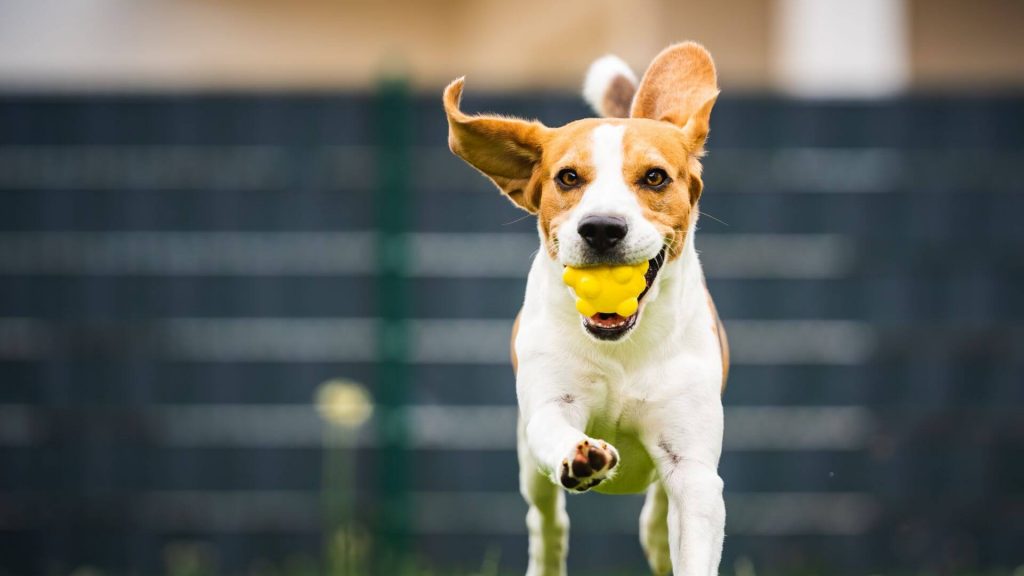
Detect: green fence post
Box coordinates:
(374, 76, 412, 572)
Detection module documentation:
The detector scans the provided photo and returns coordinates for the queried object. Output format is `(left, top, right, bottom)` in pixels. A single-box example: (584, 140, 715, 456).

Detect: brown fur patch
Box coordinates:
(601, 75, 636, 119)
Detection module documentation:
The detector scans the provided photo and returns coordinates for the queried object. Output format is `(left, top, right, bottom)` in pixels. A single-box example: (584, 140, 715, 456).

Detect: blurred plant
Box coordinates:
(734, 556, 757, 576)
(162, 541, 218, 576)
(325, 525, 371, 575)
(316, 378, 374, 575)
(316, 378, 373, 430)
(474, 546, 502, 576)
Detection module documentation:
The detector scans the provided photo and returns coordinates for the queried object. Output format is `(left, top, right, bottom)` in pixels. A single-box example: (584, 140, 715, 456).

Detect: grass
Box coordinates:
(65, 529, 1024, 576)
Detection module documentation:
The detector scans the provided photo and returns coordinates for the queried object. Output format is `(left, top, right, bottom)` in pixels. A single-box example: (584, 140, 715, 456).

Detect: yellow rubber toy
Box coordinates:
(562, 261, 650, 317)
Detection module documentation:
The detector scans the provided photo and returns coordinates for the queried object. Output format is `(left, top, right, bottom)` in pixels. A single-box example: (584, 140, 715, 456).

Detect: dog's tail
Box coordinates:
(582, 54, 638, 119)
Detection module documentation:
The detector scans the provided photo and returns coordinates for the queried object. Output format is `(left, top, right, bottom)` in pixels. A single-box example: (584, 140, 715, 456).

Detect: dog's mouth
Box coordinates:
(582, 248, 666, 341)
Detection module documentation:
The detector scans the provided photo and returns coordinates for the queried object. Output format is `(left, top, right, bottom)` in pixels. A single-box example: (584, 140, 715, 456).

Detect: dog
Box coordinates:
(444, 42, 729, 576)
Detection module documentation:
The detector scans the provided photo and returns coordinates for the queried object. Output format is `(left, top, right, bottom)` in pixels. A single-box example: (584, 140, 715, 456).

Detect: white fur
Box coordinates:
(582, 55, 638, 117)
(516, 125, 726, 576)
(640, 482, 672, 575)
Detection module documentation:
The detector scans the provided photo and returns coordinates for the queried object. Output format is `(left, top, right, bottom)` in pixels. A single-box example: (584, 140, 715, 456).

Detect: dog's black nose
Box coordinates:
(578, 215, 628, 253)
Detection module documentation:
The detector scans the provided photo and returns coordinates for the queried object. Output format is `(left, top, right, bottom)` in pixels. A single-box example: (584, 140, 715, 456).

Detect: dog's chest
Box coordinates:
(579, 364, 661, 494)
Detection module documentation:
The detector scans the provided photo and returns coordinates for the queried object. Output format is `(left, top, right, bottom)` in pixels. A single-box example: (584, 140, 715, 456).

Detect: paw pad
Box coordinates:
(559, 439, 619, 492)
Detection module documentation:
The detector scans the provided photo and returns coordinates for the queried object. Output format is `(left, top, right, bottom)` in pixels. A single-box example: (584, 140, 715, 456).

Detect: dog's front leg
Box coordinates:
(516, 359, 618, 576)
(522, 393, 619, 493)
(518, 417, 568, 576)
(644, 395, 725, 576)
(516, 389, 587, 576)
(661, 456, 725, 576)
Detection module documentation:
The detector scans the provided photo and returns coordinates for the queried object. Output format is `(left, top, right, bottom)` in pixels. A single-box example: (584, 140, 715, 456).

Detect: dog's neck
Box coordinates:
(527, 215, 706, 363)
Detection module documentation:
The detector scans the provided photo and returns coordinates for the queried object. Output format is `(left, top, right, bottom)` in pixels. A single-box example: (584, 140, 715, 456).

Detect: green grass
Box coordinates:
(69, 533, 1024, 576)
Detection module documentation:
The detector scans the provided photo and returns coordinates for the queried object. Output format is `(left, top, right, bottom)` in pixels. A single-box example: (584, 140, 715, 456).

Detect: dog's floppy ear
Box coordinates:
(583, 55, 638, 118)
(444, 78, 549, 213)
(631, 42, 719, 154)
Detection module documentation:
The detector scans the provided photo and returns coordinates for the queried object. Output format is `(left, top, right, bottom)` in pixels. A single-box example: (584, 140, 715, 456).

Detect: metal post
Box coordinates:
(373, 76, 412, 572)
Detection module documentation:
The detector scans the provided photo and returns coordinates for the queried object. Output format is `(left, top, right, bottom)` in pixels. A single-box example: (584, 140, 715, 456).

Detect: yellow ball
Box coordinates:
(562, 260, 649, 316)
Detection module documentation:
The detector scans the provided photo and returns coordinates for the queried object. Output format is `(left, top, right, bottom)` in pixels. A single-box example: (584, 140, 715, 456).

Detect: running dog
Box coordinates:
(444, 42, 729, 576)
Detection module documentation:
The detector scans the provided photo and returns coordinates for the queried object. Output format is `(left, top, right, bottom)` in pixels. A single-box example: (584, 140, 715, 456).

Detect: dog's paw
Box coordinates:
(558, 439, 619, 492)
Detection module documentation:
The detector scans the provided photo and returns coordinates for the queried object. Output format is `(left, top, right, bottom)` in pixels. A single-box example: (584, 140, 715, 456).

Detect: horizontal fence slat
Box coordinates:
(0, 231, 863, 279)
(2, 317, 1020, 364)
(5, 404, 1018, 454)
(0, 489, 882, 536)
(0, 317, 885, 365)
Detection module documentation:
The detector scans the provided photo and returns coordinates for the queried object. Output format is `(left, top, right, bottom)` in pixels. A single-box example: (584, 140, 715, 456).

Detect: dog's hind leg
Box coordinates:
(518, 417, 569, 576)
(639, 481, 672, 575)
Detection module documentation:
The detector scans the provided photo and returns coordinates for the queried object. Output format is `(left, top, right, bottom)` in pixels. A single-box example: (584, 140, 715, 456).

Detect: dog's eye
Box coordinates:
(556, 168, 581, 189)
(642, 168, 670, 189)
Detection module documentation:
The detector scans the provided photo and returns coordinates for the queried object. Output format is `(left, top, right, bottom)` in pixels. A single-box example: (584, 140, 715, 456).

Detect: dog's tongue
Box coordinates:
(589, 312, 631, 328)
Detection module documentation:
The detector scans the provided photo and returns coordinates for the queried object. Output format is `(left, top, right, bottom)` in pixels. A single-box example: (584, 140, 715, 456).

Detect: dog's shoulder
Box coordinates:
(703, 280, 729, 394)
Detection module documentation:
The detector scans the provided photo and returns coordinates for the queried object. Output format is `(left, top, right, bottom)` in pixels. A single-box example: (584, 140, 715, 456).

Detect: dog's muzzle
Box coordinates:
(581, 247, 666, 341)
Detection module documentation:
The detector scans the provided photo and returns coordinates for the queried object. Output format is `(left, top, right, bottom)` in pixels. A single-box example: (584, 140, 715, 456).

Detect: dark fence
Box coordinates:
(0, 88, 1022, 576)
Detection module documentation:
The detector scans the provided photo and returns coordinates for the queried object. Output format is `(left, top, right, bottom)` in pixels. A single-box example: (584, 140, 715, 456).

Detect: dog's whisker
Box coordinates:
(699, 210, 729, 227)
(502, 213, 533, 226)
(663, 234, 683, 256)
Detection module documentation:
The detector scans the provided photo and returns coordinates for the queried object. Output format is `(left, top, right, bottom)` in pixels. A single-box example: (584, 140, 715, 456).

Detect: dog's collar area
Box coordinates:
(581, 247, 666, 341)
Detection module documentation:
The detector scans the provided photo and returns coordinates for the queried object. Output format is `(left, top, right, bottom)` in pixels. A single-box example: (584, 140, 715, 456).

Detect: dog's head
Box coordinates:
(444, 42, 718, 341)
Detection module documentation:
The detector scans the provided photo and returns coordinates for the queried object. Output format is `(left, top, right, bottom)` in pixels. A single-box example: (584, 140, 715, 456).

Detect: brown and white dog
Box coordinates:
(444, 42, 729, 576)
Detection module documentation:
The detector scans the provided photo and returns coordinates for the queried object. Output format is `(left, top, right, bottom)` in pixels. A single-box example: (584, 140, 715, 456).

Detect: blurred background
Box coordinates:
(0, 0, 1022, 574)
